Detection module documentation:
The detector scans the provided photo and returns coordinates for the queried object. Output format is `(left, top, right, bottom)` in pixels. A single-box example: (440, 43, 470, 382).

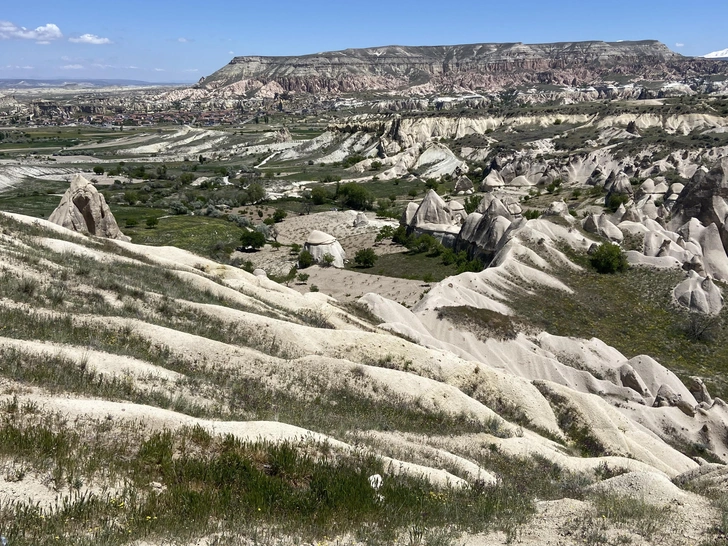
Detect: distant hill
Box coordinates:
(0, 79, 181, 90)
(200, 39, 727, 94)
(704, 48, 728, 60)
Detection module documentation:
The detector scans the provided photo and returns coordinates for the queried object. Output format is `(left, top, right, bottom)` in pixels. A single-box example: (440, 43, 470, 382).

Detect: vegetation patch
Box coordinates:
(436, 306, 527, 340)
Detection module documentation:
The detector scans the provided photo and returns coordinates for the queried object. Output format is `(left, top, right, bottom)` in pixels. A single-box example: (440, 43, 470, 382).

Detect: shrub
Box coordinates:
(296, 273, 310, 284)
(354, 248, 378, 268)
(606, 193, 630, 213)
(272, 208, 288, 223)
(239, 230, 266, 250)
(464, 194, 482, 214)
(375, 225, 395, 243)
(590, 243, 628, 274)
(169, 201, 189, 215)
(311, 186, 330, 205)
(298, 250, 314, 269)
(93, 166, 104, 175)
(392, 225, 414, 246)
(145, 217, 159, 229)
(321, 253, 335, 267)
(338, 183, 373, 210)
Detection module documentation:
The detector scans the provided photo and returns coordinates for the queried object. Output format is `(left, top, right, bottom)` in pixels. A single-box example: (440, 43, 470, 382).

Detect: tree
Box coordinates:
(93, 166, 105, 175)
(354, 248, 378, 268)
(337, 183, 373, 210)
(298, 250, 314, 269)
(311, 186, 329, 205)
(145, 217, 159, 229)
(375, 225, 395, 243)
(239, 230, 266, 251)
(590, 242, 628, 274)
(246, 183, 266, 204)
(179, 172, 195, 184)
(272, 208, 287, 223)
(464, 194, 482, 214)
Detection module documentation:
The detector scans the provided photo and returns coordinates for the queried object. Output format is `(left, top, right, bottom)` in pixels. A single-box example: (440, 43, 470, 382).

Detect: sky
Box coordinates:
(1, 0, 727, 83)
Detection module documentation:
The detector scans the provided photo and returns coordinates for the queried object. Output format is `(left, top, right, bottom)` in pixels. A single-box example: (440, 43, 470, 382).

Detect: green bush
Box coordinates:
(590, 243, 628, 274)
(298, 250, 314, 269)
(354, 248, 378, 268)
(606, 193, 630, 213)
(273, 209, 288, 223)
(311, 186, 330, 205)
(239, 230, 266, 250)
(338, 183, 373, 210)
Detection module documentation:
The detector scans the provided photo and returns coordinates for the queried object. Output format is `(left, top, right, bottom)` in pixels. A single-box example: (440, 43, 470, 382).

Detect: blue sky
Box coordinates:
(1, 0, 727, 83)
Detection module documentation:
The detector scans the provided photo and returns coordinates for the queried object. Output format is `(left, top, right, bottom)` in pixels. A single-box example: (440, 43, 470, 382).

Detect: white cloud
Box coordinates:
(228, 51, 234, 55)
(178, 37, 193, 43)
(183, 68, 198, 72)
(61, 64, 84, 70)
(69, 33, 111, 45)
(126, 65, 139, 69)
(154, 68, 165, 72)
(675, 43, 685, 48)
(0, 21, 63, 42)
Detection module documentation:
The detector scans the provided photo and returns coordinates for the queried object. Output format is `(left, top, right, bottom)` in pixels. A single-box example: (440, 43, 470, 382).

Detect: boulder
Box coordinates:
(509, 175, 533, 187)
(49, 174, 130, 241)
(543, 200, 575, 223)
(619, 364, 650, 397)
(401, 202, 419, 226)
(670, 158, 728, 251)
(454, 175, 474, 195)
(448, 200, 467, 224)
(583, 213, 623, 242)
(653, 384, 681, 408)
(353, 212, 369, 227)
(673, 271, 723, 315)
(688, 377, 714, 406)
(481, 170, 505, 190)
(304, 230, 346, 268)
(605, 172, 634, 196)
(677, 219, 728, 281)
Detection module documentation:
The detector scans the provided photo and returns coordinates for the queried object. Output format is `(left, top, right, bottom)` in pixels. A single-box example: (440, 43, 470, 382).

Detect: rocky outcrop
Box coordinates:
(673, 270, 724, 315)
(48, 174, 130, 241)
(670, 158, 728, 251)
(304, 230, 346, 268)
(583, 213, 623, 242)
(200, 41, 726, 94)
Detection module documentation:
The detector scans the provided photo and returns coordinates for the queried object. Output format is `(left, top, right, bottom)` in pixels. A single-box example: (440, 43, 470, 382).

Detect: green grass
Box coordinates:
(0, 405, 528, 546)
(0, 193, 62, 218)
(354, 251, 460, 283)
(508, 258, 728, 400)
(119, 213, 246, 261)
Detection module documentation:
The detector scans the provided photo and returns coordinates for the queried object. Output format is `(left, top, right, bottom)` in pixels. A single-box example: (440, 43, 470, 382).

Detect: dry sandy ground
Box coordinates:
(231, 210, 428, 304)
(287, 265, 431, 306)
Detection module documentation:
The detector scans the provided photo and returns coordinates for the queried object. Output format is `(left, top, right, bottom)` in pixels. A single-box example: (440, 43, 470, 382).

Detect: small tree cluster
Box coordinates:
(590, 243, 628, 274)
(354, 248, 378, 268)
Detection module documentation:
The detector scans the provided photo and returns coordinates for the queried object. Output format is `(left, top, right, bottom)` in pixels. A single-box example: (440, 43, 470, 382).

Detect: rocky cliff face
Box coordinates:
(201, 40, 726, 94)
